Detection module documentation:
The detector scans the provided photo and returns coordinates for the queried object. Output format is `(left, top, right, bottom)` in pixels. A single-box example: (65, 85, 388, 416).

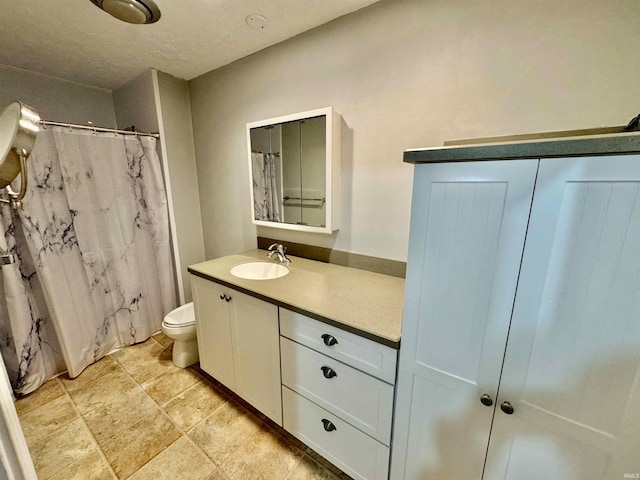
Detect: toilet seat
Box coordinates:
(162, 302, 195, 327)
(162, 317, 195, 328)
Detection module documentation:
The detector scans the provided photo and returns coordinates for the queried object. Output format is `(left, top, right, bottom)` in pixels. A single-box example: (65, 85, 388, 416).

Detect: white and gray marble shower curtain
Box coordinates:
(0, 127, 177, 395)
(252, 152, 281, 222)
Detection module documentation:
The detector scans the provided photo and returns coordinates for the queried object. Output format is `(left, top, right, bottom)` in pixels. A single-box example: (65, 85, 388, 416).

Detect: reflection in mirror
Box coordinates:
(247, 107, 340, 234)
(250, 124, 283, 222)
(281, 116, 326, 226)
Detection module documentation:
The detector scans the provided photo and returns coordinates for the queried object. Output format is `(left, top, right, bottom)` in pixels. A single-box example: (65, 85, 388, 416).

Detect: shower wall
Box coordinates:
(0, 64, 116, 125)
(0, 64, 205, 305)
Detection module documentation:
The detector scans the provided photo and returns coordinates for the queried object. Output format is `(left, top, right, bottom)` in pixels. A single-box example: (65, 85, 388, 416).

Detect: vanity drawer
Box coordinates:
(279, 309, 397, 384)
(282, 386, 389, 480)
(280, 337, 393, 445)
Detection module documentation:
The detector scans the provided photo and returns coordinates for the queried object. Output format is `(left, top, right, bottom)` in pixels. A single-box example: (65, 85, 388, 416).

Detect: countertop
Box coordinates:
(404, 130, 640, 164)
(188, 250, 405, 348)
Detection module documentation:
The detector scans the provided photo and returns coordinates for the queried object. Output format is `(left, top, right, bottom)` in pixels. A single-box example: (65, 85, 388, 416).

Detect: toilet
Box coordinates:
(161, 302, 199, 368)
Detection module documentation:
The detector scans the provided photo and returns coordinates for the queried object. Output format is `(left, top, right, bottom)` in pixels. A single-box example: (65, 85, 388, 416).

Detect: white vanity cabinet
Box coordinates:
(280, 309, 397, 480)
(391, 156, 640, 479)
(191, 275, 282, 425)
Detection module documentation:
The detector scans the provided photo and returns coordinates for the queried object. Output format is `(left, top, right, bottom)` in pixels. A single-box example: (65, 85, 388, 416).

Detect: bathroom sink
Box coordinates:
(230, 262, 289, 280)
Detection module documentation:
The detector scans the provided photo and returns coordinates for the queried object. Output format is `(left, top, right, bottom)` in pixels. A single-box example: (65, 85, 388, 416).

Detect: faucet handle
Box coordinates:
(268, 243, 279, 251)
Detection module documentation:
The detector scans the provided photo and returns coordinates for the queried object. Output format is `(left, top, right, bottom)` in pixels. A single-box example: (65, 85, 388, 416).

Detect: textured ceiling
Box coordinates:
(0, 0, 380, 90)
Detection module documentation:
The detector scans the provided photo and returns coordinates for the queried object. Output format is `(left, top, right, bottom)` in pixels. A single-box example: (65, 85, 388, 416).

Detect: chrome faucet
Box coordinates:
(267, 243, 291, 264)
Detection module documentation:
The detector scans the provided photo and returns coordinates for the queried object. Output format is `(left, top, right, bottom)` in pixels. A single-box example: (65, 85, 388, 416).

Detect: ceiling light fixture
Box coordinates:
(89, 0, 161, 24)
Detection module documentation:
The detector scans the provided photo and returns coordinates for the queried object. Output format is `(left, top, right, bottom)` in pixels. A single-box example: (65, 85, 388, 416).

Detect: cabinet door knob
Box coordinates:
(320, 366, 337, 379)
(219, 294, 225, 300)
(321, 334, 338, 347)
(500, 401, 514, 415)
(321, 419, 337, 432)
(225, 295, 232, 302)
(480, 394, 493, 407)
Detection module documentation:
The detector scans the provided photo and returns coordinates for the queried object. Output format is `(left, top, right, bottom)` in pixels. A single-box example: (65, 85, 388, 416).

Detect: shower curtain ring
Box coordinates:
(88, 121, 96, 135)
(68, 122, 72, 132)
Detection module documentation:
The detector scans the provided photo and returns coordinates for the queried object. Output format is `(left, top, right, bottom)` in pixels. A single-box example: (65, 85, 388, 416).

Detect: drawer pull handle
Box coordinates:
(320, 366, 337, 379)
(321, 334, 338, 347)
(480, 394, 493, 407)
(500, 401, 514, 415)
(321, 419, 337, 432)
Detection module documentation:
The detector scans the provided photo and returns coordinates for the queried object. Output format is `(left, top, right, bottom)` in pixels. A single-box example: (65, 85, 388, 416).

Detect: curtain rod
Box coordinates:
(39, 120, 160, 138)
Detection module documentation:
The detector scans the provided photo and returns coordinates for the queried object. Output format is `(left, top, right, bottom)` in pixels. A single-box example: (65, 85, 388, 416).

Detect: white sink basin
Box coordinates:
(230, 262, 289, 280)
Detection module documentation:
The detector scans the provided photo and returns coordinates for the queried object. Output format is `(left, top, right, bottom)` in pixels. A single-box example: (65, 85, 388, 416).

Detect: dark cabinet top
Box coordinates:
(404, 130, 640, 164)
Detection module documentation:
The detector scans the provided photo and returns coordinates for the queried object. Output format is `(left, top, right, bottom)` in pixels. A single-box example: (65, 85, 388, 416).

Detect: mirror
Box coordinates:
(247, 107, 340, 234)
(0, 101, 40, 265)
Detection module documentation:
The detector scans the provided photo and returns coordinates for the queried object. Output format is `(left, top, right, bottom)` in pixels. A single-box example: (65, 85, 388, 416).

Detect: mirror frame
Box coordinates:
(246, 106, 341, 234)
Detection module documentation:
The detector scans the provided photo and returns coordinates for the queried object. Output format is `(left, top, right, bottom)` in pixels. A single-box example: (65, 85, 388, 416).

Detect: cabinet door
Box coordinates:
(485, 156, 640, 479)
(229, 289, 282, 425)
(191, 275, 235, 391)
(391, 160, 538, 480)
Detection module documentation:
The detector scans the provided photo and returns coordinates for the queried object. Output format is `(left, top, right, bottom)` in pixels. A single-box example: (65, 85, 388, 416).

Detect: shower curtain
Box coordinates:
(0, 127, 177, 395)
(252, 152, 281, 222)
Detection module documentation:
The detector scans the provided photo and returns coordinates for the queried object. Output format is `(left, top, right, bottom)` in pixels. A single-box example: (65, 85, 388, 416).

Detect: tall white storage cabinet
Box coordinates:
(392, 154, 640, 480)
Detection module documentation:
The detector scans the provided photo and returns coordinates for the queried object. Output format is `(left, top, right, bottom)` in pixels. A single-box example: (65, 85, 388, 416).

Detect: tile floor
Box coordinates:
(15, 333, 353, 480)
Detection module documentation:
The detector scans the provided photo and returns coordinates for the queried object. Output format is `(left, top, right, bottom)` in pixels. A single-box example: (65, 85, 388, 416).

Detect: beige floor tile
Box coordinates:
(59, 355, 120, 393)
(142, 366, 203, 405)
(101, 409, 181, 479)
(206, 470, 231, 480)
(219, 424, 304, 480)
(188, 400, 263, 466)
(129, 436, 216, 480)
(111, 338, 174, 383)
(287, 453, 346, 480)
(66, 367, 137, 415)
(19, 395, 78, 446)
(30, 418, 97, 480)
(15, 377, 65, 416)
(152, 332, 173, 347)
(163, 379, 228, 430)
(83, 386, 158, 445)
(18, 339, 331, 480)
(48, 449, 115, 480)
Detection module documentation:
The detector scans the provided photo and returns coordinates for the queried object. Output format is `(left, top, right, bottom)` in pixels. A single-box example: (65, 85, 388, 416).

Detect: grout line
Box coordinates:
(20, 336, 335, 480)
(106, 339, 226, 476)
(105, 344, 188, 478)
(57, 376, 118, 480)
(18, 376, 118, 480)
(61, 340, 182, 478)
(110, 342, 172, 383)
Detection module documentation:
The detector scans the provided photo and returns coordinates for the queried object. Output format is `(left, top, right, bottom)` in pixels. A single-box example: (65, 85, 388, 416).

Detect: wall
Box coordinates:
(155, 71, 205, 303)
(189, 0, 640, 262)
(113, 70, 159, 133)
(0, 64, 115, 126)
